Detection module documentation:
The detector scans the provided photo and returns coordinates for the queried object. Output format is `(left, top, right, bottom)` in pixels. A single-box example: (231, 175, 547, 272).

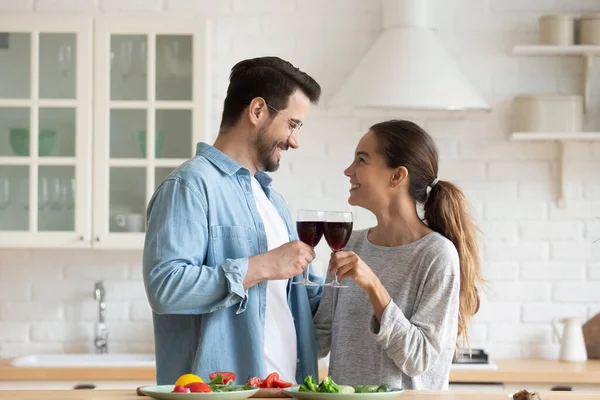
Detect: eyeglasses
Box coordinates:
(266, 103, 303, 139)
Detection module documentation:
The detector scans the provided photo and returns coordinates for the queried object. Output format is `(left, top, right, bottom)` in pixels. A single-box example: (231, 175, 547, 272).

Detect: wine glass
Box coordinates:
(0, 178, 10, 211)
(58, 44, 72, 77)
(323, 211, 353, 288)
(119, 40, 134, 79)
(292, 209, 324, 287)
(49, 177, 62, 210)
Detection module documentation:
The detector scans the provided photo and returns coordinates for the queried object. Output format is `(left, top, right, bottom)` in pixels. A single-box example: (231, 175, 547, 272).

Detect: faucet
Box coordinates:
(94, 281, 108, 354)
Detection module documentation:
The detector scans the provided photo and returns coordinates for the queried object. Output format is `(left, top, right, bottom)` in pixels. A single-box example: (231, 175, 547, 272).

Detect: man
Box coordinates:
(143, 57, 323, 385)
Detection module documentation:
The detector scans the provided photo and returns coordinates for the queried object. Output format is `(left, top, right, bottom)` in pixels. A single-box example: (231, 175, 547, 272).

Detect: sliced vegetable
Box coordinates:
(273, 379, 293, 388)
(261, 372, 280, 388)
(175, 373, 203, 387)
(209, 372, 236, 384)
(247, 377, 262, 388)
(186, 382, 212, 393)
(340, 386, 355, 394)
(172, 385, 190, 393)
(376, 384, 394, 392)
(353, 384, 379, 393)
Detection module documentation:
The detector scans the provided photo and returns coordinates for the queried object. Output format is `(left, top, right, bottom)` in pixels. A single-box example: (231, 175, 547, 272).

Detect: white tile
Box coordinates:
(520, 221, 584, 241)
(522, 303, 588, 323)
(100, 0, 162, 12)
(0, 0, 33, 10)
(553, 283, 600, 303)
(0, 323, 29, 342)
(35, 0, 97, 11)
(521, 262, 586, 281)
(488, 323, 552, 344)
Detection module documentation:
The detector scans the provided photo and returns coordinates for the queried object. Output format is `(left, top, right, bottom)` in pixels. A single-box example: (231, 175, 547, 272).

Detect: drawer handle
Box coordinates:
(73, 384, 96, 390)
(551, 386, 573, 391)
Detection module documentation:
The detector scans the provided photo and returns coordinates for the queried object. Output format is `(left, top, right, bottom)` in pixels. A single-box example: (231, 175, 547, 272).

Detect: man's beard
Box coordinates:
(255, 126, 287, 173)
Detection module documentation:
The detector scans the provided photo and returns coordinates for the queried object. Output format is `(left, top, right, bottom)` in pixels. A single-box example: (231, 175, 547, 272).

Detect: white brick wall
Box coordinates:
(0, 0, 599, 361)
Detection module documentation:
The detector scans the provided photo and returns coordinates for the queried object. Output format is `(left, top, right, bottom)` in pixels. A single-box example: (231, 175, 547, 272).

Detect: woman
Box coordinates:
(314, 120, 482, 390)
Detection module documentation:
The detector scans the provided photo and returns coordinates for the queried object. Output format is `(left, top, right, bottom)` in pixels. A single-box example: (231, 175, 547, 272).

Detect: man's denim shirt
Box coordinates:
(143, 142, 323, 385)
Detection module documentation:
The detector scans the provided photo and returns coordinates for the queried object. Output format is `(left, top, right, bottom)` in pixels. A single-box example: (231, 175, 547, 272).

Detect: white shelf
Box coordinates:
(513, 46, 597, 114)
(511, 132, 600, 141)
(510, 132, 600, 209)
(513, 45, 600, 56)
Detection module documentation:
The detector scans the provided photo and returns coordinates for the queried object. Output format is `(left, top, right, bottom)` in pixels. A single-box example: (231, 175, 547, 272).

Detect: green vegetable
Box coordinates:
(376, 384, 393, 392)
(317, 376, 340, 393)
(352, 385, 379, 393)
(210, 384, 253, 392)
(339, 386, 355, 394)
(208, 375, 248, 392)
(209, 374, 224, 386)
(299, 376, 319, 392)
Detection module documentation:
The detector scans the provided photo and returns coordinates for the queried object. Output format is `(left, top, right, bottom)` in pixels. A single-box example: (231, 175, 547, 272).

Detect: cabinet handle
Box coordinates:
(78, 235, 84, 241)
(95, 236, 100, 242)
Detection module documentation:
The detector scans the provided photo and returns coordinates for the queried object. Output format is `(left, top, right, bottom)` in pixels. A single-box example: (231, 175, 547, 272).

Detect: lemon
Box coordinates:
(175, 374, 203, 387)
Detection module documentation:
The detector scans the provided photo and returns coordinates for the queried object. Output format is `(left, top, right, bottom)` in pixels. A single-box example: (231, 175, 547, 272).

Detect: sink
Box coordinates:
(10, 353, 155, 367)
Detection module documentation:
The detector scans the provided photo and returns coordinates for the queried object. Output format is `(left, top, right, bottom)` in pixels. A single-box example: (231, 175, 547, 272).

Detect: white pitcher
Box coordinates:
(553, 316, 588, 363)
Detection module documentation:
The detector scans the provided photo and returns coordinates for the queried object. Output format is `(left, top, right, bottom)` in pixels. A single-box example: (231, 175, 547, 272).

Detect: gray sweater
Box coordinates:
(314, 229, 460, 390)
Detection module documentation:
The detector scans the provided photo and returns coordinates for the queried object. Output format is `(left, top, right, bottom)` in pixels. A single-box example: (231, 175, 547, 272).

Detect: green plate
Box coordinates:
(283, 387, 403, 400)
(141, 385, 259, 400)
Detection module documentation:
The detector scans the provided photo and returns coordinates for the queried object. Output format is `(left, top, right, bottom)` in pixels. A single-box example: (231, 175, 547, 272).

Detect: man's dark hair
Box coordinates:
(219, 57, 321, 131)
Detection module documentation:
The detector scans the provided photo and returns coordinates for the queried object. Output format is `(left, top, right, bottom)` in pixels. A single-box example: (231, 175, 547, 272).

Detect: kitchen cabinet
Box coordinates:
(0, 16, 209, 249)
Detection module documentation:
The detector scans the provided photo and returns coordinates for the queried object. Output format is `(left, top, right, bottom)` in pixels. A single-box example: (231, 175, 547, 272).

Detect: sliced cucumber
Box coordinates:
(339, 386, 355, 394)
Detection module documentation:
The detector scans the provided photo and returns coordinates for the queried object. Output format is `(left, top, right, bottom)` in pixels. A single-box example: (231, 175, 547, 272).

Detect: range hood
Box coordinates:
(329, 0, 490, 111)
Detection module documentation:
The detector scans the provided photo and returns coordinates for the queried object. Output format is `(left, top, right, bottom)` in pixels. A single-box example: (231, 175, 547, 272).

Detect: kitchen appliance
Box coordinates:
(451, 348, 498, 370)
(329, 0, 489, 111)
(553, 316, 588, 363)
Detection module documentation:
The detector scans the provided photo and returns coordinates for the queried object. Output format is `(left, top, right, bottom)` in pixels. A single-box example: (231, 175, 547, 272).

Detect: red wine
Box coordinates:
(324, 222, 353, 251)
(297, 221, 324, 247)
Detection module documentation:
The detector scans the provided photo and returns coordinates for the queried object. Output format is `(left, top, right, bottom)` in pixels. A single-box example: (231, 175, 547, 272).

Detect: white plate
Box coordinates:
(284, 386, 403, 400)
(141, 385, 259, 400)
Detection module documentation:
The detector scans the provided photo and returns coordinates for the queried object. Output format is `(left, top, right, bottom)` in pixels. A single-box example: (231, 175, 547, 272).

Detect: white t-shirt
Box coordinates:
(251, 177, 297, 383)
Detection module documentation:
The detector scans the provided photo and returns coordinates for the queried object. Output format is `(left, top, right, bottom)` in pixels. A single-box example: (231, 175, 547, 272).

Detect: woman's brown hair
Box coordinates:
(370, 119, 482, 348)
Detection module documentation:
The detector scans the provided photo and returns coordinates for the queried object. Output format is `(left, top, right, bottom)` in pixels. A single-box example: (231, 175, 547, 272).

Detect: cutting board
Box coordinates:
(583, 313, 600, 359)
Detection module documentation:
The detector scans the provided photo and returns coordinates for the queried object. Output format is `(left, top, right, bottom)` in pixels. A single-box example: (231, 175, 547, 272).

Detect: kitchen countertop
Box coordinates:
(0, 359, 155, 381)
(450, 359, 600, 384)
(1, 358, 600, 384)
(1, 391, 600, 399)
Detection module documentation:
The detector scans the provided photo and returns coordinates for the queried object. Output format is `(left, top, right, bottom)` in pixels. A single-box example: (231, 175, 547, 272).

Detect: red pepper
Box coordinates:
(185, 382, 212, 392)
(261, 372, 280, 388)
(208, 372, 237, 384)
(273, 379, 293, 388)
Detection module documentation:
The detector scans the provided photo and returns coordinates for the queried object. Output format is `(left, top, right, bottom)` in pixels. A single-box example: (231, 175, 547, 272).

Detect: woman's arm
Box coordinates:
(369, 269, 459, 377)
(330, 249, 460, 377)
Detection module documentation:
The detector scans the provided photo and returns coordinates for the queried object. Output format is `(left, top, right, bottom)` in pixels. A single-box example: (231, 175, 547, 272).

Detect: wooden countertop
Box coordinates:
(0, 359, 155, 381)
(449, 359, 600, 384)
(2, 358, 600, 384)
(1, 391, 600, 399)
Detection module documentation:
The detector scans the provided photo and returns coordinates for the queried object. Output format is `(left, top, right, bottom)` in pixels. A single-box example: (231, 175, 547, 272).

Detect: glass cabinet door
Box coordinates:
(93, 18, 208, 249)
(0, 17, 92, 248)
